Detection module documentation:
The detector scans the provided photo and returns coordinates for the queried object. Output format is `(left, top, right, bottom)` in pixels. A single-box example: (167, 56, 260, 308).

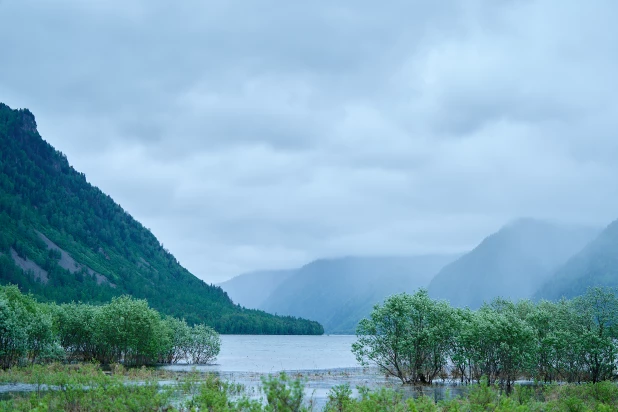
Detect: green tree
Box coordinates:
(188, 324, 221, 364)
(352, 290, 456, 384)
(160, 316, 192, 364)
(96, 295, 170, 366)
(524, 299, 563, 383)
(450, 307, 476, 383)
(0, 294, 27, 368)
(462, 301, 535, 388)
(0, 285, 59, 368)
(52, 302, 101, 362)
(574, 287, 618, 383)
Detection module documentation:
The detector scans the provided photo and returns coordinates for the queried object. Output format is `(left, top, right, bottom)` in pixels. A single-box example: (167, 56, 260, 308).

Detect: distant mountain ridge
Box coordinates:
(218, 269, 295, 310)
(219, 219, 606, 331)
(0, 102, 323, 335)
(535, 219, 618, 300)
(427, 218, 599, 309)
(222, 255, 458, 334)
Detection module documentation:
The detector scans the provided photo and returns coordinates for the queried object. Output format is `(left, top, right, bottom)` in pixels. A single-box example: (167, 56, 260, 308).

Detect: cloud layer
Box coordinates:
(2, 0, 617, 282)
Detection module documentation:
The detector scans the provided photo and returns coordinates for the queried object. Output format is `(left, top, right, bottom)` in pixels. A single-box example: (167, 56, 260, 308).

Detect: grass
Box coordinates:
(1, 364, 618, 411)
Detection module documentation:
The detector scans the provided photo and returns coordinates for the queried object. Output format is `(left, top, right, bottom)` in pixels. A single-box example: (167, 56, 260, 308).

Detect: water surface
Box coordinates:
(161, 335, 468, 408)
(163, 334, 358, 373)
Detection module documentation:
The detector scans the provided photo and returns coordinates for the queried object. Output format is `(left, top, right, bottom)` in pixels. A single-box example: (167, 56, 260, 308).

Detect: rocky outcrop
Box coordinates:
(37, 231, 115, 287)
(9, 248, 48, 284)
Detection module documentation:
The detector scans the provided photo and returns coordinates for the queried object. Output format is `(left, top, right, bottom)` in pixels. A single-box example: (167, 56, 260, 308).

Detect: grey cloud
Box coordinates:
(1, 0, 618, 282)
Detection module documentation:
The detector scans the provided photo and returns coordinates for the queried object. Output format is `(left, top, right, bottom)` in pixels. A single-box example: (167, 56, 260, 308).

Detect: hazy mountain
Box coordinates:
(218, 269, 295, 309)
(535, 219, 618, 300)
(427, 218, 599, 309)
(257, 255, 458, 334)
(0, 102, 323, 334)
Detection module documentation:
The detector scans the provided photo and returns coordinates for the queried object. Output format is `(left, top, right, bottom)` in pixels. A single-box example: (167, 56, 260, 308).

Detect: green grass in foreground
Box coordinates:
(1, 364, 618, 411)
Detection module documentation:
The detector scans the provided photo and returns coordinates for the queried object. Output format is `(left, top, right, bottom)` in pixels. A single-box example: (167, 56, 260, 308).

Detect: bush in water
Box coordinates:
(353, 287, 618, 387)
(188, 324, 221, 364)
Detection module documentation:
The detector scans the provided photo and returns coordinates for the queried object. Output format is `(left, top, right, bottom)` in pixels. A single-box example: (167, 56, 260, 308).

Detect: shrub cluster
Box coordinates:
(353, 288, 618, 388)
(0, 284, 220, 368)
(322, 380, 618, 412)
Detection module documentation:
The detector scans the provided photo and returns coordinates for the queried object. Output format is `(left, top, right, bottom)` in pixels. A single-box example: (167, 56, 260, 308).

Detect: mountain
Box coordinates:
(0, 103, 323, 335)
(250, 255, 458, 334)
(218, 269, 295, 309)
(535, 219, 618, 300)
(427, 218, 599, 309)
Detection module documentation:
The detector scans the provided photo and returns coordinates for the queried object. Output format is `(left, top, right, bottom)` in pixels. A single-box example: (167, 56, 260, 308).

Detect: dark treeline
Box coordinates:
(353, 288, 618, 388)
(0, 103, 323, 335)
(0, 284, 220, 368)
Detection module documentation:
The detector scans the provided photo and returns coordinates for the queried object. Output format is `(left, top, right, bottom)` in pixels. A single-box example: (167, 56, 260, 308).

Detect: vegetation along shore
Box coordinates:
(4, 284, 618, 410)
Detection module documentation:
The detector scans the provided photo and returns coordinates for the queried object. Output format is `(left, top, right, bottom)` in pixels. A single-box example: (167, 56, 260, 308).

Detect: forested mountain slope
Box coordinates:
(535, 219, 618, 300)
(427, 219, 598, 309)
(253, 255, 457, 334)
(0, 103, 323, 335)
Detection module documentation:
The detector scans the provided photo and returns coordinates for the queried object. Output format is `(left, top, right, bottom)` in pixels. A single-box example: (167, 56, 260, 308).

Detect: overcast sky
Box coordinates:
(1, 0, 617, 283)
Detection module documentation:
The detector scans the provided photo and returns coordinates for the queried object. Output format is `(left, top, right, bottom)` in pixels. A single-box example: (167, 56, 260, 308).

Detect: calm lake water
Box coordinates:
(163, 334, 359, 373)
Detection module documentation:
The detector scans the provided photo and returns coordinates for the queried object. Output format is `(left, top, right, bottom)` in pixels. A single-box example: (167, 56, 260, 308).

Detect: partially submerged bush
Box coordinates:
(188, 324, 221, 364)
(354, 288, 618, 386)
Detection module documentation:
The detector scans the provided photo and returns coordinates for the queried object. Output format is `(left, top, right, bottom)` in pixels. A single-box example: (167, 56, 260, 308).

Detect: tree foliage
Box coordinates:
(354, 288, 618, 386)
(0, 285, 60, 368)
(0, 284, 220, 368)
(352, 290, 456, 384)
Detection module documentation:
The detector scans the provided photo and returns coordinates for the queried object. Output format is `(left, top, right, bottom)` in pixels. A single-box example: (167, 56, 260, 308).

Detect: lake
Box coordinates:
(161, 334, 468, 408)
(163, 334, 359, 373)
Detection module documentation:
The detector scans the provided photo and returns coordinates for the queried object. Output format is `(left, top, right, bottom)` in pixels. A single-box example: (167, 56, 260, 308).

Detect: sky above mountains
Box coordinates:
(1, 1, 617, 282)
